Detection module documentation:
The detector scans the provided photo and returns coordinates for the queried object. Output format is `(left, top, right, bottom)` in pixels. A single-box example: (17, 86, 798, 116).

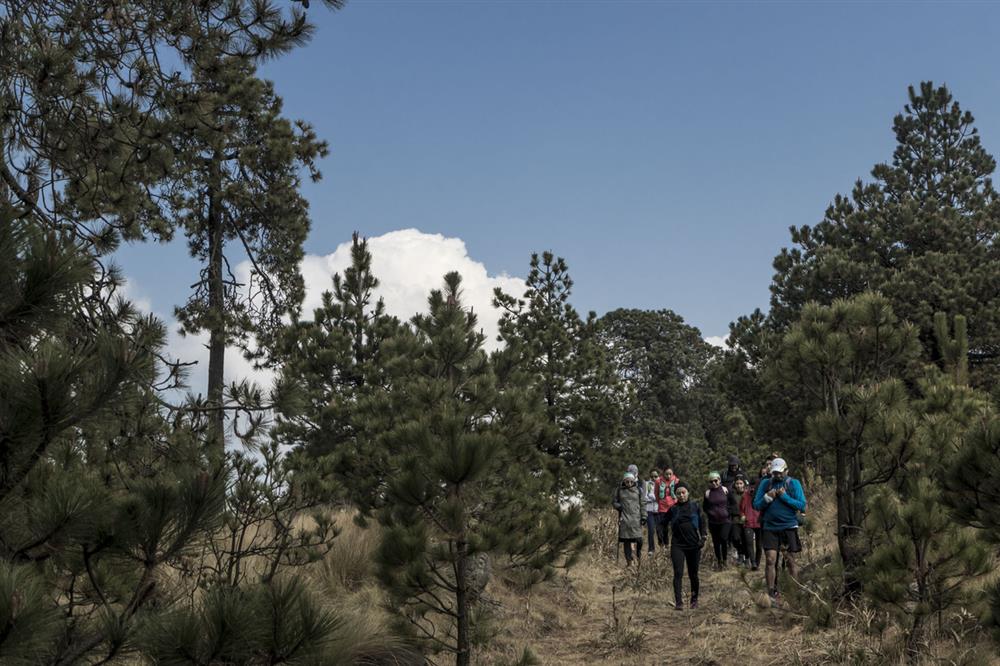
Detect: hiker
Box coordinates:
(655, 466, 679, 548)
(753, 457, 807, 605)
(703, 471, 737, 569)
(612, 471, 644, 566)
(661, 482, 706, 610)
(644, 468, 662, 554)
(720, 454, 745, 490)
(734, 477, 758, 569)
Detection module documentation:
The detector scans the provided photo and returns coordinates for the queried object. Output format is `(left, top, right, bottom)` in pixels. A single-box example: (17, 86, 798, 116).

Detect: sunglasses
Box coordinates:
(710, 479, 721, 484)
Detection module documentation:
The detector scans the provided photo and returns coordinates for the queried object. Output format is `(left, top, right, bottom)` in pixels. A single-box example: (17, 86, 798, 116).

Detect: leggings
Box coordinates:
(671, 544, 700, 605)
(708, 522, 730, 564)
(752, 527, 763, 567)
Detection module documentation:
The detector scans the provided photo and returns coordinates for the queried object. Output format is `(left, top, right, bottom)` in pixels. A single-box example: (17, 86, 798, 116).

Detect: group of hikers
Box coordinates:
(611, 453, 807, 609)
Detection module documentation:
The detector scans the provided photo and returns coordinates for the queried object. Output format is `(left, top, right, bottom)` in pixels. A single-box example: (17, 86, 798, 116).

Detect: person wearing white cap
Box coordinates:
(751, 457, 807, 605)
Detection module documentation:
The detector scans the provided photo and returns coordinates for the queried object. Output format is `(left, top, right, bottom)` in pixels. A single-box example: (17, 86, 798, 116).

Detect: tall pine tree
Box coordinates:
(494, 252, 622, 500)
(769, 82, 1000, 394)
(376, 273, 587, 666)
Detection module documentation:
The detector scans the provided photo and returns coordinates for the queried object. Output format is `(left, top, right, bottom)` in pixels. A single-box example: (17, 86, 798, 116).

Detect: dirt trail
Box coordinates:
(488, 550, 804, 665)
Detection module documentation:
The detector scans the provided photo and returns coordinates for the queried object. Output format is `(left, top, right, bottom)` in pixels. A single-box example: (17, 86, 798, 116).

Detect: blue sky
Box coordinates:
(116, 1, 1000, 344)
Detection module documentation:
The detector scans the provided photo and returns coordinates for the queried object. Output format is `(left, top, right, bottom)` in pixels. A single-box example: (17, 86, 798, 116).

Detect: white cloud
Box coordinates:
(300, 229, 526, 351)
(127, 229, 526, 398)
(704, 335, 729, 349)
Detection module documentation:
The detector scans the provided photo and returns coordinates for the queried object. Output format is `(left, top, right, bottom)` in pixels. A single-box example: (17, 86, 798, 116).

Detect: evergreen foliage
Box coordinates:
(597, 308, 727, 480)
(376, 272, 588, 666)
(768, 82, 1000, 394)
(861, 318, 992, 658)
(274, 233, 405, 492)
(494, 252, 622, 499)
(774, 293, 922, 591)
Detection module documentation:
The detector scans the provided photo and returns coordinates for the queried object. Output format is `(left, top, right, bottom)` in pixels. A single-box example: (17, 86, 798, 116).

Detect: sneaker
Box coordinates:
(690, 597, 698, 609)
(768, 589, 779, 608)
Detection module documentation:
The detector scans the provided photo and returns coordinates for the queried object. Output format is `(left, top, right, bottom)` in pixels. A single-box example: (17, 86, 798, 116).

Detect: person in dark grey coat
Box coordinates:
(612, 471, 644, 566)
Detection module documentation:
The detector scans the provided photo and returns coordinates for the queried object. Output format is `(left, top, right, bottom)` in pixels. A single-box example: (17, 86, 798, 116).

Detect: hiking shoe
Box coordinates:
(690, 597, 698, 609)
(674, 602, 683, 611)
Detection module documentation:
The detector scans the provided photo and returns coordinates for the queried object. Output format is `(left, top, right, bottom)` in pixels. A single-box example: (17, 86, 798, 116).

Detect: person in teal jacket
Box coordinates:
(752, 457, 806, 604)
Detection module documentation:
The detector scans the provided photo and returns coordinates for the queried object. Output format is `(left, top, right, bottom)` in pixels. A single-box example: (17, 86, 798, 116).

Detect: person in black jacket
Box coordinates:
(661, 482, 707, 610)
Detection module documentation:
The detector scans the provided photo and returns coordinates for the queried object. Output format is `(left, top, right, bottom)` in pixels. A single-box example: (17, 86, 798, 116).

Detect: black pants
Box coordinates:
(708, 522, 730, 564)
(671, 544, 700, 605)
(656, 512, 669, 548)
(730, 523, 744, 557)
(620, 538, 643, 562)
(752, 527, 763, 567)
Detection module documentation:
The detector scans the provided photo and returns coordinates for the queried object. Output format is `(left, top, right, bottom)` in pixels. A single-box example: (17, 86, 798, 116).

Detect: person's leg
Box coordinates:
(719, 523, 730, 565)
(785, 529, 802, 579)
(743, 526, 755, 567)
(657, 513, 669, 547)
(671, 544, 685, 607)
(709, 523, 724, 566)
(765, 548, 778, 594)
(646, 512, 657, 552)
(622, 539, 634, 564)
(686, 547, 701, 607)
(636, 538, 643, 563)
(753, 527, 763, 569)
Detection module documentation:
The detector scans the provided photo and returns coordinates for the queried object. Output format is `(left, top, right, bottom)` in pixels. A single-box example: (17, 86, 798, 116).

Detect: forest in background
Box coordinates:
(2, 2, 1000, 664)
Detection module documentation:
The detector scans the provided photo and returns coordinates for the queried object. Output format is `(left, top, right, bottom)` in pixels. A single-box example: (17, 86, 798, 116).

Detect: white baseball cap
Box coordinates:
(770, 458, 788, 474)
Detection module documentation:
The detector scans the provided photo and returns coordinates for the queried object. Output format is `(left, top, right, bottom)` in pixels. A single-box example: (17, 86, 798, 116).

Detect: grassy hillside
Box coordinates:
(314, 490, 997, 665)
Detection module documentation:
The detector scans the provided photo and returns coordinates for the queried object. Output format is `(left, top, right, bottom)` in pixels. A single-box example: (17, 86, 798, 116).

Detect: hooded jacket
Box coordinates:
(613, 479, 644, 540)
(720, 455, 745, 490)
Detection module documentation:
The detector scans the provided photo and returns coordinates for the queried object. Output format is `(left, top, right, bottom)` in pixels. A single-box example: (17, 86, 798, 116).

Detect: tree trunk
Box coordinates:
(455, 539, 470, 666)
(206, 156, 226, 463)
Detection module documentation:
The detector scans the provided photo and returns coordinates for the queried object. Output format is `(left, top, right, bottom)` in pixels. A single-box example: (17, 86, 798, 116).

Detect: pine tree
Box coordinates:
(274, 233, 404, 461)
(1, 1, 340, 458)
(774, 293, 922, 592)
(494, 252, 622, 499)
(0, 218, 226, 662)
(769, 82, 1000, 394)
(163, 47, 327, 458)
(376, 273, 587, 666)
(862, 316, 992, 659)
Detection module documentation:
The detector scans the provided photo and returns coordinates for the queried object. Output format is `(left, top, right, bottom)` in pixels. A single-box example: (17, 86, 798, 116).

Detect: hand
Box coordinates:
(775, 487, 786, 497)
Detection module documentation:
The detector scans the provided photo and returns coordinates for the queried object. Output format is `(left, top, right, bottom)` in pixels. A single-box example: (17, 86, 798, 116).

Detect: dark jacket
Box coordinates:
(703, 485, 737, 524)
(663, 501, 707, 550)
(720, 455, 745, 490)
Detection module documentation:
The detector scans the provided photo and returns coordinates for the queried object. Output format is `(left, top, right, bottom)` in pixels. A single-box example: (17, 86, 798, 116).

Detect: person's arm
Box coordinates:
(612, 487, 622, 512)
(697, 504, 708, 540)
(752, 479, 769, 511)
(778, 479, 807, 512)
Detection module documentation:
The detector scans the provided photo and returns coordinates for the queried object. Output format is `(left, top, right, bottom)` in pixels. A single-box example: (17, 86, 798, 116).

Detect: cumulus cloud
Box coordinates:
(704, 335, 729, 349)
(127, 229, 526, 396)
(300, 229, 525, 351)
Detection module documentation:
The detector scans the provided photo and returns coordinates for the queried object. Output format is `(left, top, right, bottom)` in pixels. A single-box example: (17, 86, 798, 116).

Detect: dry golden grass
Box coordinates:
(473, 488, 1000, 666)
